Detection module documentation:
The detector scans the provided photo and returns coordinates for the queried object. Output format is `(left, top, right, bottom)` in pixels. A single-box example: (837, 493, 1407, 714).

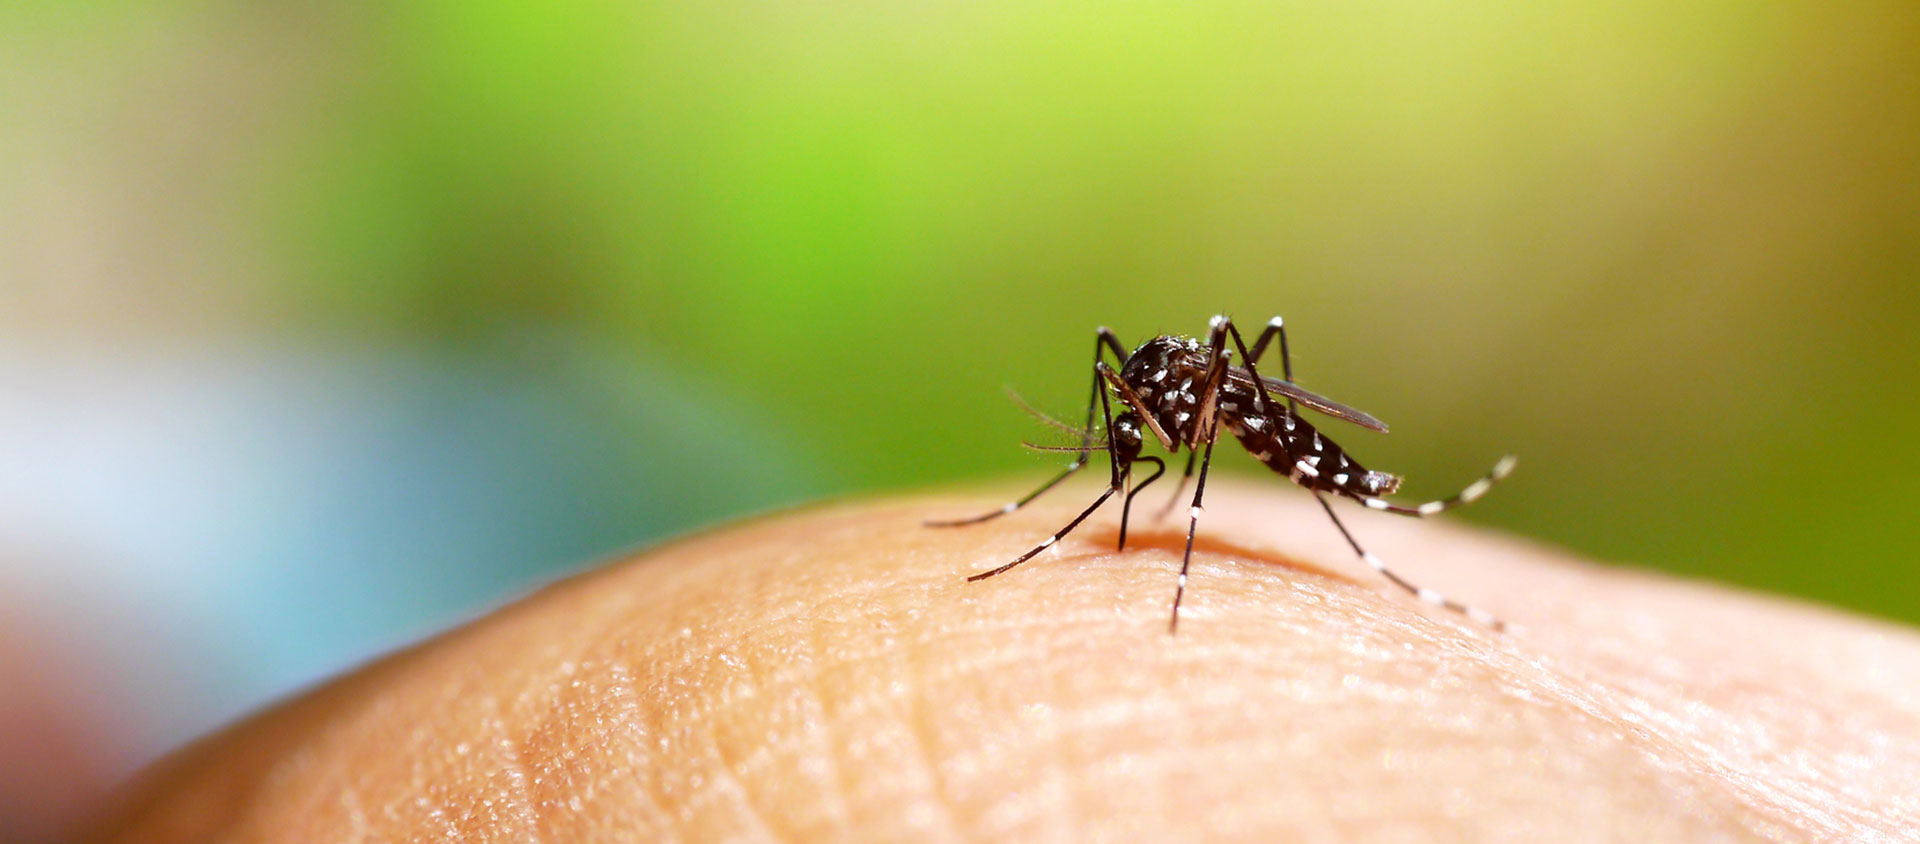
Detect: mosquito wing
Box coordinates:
(1227, 370, 1390, 433)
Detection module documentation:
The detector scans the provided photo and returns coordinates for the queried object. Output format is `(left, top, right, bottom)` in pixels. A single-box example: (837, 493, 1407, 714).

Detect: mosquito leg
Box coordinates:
(1167, 330, 1231, 635)
(1154, 451, 1197, 520)
(1218, 316, 1291, 425)
(967, 378, 1132, 581)
(1246, 316, 1293, 380)
(1094, 373, 1129, 545)
(1347, 455, 1519, 517)
(966, 486, 1119, 582)
(1245, 315, 1298, 416)
(1168, 419, 1219, 634)
(1118, 456, 1166, 551)
(927, 328, 1126, 527)
(1314, 491, 1505, 631)
(924, 465, 1085, 527)
(1179, 316, 1236, 444)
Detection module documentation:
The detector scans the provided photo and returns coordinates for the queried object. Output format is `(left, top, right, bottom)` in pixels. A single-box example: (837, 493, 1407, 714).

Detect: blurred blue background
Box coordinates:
(2, 2, 1916, 835)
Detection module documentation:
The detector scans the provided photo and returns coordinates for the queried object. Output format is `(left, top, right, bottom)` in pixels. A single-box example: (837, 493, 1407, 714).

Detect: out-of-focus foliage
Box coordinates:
(4, 2, 1917, 762)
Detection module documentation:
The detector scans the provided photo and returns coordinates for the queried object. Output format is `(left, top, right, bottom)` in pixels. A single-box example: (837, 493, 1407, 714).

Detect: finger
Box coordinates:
(0, 616, 123, 844)
(89, 479, 1920, 842)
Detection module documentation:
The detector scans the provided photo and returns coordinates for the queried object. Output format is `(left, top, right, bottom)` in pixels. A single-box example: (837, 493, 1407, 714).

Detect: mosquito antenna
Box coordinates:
(1005, 386, 1100, 439)
(1021, 440, 1110, 453)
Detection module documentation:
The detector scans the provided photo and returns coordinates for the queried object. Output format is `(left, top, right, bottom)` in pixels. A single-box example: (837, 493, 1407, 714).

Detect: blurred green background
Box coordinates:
(3, 0, 1918, 821)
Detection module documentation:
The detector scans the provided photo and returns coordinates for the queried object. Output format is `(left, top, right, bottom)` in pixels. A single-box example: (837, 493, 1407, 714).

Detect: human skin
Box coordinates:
(87, 479, 1920, 842)
(0, 618, 121, 844)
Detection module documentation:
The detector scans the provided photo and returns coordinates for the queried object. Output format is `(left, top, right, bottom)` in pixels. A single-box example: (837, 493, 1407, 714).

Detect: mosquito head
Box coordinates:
(1110, 411, 1145, 465)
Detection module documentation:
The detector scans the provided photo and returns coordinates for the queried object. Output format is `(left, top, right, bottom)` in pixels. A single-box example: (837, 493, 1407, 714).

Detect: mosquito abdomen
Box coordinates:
(1223, 402, 1401, 496)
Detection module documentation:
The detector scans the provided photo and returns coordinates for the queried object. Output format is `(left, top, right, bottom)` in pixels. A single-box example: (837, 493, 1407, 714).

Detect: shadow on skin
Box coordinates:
(1080, 525, 1360, 587)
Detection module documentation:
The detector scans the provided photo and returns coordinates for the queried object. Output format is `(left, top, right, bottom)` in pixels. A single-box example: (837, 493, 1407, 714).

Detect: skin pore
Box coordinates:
(88, 479, 1920, 842)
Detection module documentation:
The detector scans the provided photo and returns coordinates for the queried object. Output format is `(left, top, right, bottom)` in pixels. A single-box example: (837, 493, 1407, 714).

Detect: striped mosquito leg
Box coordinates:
(1314, 492, 1505, 631)
(1353, 455, 1518, 518)
(1245, 316, 1293, 384)
(924, 460, 1089, 526)
(967, 485, 1118, 582)
(1169, 419, 1220, 634)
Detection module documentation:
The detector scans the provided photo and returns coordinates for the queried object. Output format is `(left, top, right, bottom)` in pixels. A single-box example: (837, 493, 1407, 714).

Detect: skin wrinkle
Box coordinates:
(597, 659, 682, 843)
(1617, 665, 1860, 832)
(1563, 677, 1825, 835)
(657, 663, 782, 841)
(810, 576, 1004, 838)
(1431, 646, 1755, 833)
(87, 483, 1920, 842)
(392, 668, 474, 837)
(1490, 606, 1864, 837)
(699, 656, 791, 844)
(1294, 514, 1917, 828)
(1031, 651, 1082, 844)
(431, 593, 644, 838)
(552, 644, 679, 840)
(908, 597, 1071, 839)
(1152, 629, 1718, 838)
(337, 780, 370, 844)
(486, 695, 546, 844)
(528, 662, 648, 839)
(867, 579, 1075, 836)
(791, 602, 858, 837)
(894, 648, 975, 840)
(1468, 643, 1732, 809)
(1013, 529, 1758, 836)
(948, 608, 1191, 839)
(1689, 636, 1911, 829)
(668, 564, 914, 836)
(327, 728, 392, 841)
(677, 551, 923, 838)
(655, 556, 875, 671)
(565, 592, 809, 830)
(882, 612, 969, 841)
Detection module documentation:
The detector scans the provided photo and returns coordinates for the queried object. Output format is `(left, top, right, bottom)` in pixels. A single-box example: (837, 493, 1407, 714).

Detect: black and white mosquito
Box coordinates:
(928, 315, 1517, 634)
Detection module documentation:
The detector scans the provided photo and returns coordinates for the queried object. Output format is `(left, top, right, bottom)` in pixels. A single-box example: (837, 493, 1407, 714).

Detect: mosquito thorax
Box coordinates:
(1120, 336, 1207, 386)
(1118, 336, 1216, 447)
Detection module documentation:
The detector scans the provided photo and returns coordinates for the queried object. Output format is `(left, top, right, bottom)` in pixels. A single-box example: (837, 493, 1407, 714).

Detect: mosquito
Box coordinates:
(928, 315, 1517, 634)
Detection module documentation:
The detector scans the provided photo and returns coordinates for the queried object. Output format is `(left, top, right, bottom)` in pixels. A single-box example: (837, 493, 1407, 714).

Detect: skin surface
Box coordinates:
(88, 479, 1920, 842)
(0, 617, 122, 844)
